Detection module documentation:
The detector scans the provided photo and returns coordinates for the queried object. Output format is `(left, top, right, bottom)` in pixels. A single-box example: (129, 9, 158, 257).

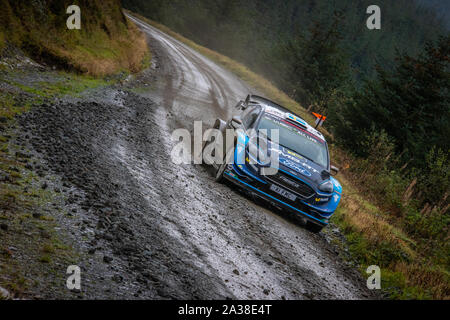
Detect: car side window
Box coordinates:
(240, 106, 254, 121)
(242, 106, 261, 129)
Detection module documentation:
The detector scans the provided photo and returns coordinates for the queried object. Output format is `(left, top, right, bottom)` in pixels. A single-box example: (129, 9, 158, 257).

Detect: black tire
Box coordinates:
(305, 221, 324, 233)
(215, 160, 226, 182)
(215, 147, 234, 183)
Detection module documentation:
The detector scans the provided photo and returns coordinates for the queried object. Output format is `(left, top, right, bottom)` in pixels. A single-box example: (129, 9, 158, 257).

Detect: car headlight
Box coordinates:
(318, 180, 334, 193)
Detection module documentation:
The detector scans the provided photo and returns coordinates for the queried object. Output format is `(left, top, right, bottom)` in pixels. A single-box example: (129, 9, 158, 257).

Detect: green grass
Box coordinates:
(1, 1, 149, 76)
(3, 74, 110, 99)
(0, 70, 114, 127)
(0, 80, 85, 298)
(43, 17, 149, 76)
(0, 145, 78, 298)
(141, 51, 152, 70)
(0, 73, 111, 127)
(381, 269, 432, 299)
(331, 174, 449, 299)
(333, 209, 433, 299)
(38, 255, 51, 263)
(39, 75, 109, 97)
(42, 244, 55, 254)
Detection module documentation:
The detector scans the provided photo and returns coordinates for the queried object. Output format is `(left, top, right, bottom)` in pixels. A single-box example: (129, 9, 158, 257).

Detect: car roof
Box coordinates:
(247, 95, 326, 141)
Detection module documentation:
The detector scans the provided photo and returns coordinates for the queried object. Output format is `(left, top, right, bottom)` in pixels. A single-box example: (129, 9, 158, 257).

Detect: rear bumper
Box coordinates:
(223, 164, 329, 227)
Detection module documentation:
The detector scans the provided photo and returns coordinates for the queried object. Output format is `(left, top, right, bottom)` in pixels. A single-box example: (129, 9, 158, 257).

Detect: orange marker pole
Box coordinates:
(312, 112, 326, 129)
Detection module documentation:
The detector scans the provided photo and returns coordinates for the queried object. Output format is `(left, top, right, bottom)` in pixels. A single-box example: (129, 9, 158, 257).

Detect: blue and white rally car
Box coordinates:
(204, 95, 342, 233)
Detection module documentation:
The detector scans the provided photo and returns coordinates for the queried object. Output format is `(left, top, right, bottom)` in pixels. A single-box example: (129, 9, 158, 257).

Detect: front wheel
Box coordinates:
(215, 161, 226, 182)
(215, 147, 234, 182)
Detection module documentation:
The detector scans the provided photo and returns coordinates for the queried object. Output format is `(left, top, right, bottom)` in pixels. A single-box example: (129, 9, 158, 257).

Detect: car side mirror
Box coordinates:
(231, 115, 242, 128)
(234, 100, 246, 110)
(330, 165, 339, 175)
(245, 94, 250, 106)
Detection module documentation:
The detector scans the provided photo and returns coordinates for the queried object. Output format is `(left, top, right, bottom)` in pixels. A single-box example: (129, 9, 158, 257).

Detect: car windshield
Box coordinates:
(257, 114, 328, 168)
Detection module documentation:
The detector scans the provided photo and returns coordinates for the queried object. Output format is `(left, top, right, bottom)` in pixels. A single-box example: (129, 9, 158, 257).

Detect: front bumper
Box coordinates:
(223, 163, 330, 227)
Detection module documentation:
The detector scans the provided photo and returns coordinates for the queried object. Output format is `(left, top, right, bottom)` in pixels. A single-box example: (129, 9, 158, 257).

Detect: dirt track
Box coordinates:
(11, 15, 378, 299)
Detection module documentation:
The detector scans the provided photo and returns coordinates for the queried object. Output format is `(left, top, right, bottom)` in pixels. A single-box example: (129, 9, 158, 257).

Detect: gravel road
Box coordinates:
(13, 14, 378, 299)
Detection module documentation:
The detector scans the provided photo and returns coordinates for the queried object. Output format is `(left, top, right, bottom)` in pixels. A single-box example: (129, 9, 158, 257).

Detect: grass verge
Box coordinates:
(0, 64, 114, 298)
(331, 148, 449, 299)
(0, 135, 79, 298)
(1, 1, 150, 76)
(0, 72, 111, 121)
(43, 17, 149, 76)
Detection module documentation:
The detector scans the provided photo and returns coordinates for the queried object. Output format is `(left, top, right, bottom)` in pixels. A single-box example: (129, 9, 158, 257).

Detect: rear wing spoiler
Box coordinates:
(244, 94, 294, 114)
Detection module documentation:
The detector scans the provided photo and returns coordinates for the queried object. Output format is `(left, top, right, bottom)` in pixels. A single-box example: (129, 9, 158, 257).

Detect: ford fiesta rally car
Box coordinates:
(203, 95, 342, 233)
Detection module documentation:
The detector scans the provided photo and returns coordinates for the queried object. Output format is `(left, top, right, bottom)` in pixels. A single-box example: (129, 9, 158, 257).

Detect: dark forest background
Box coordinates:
(122, 0, 447, 82)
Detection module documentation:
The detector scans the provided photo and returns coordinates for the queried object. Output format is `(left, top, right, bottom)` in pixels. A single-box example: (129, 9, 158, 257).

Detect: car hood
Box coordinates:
(271, 145, 328, 188)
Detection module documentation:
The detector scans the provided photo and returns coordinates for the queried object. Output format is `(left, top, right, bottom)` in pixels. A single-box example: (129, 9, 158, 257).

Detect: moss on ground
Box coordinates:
(0, 140, 79, 298)
(0, 65, 108, 298)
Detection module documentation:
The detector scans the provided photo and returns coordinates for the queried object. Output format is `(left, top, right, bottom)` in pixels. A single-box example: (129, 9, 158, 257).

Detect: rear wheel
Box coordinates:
(306, 221, 324, 233)
(201, 131, 216, 167)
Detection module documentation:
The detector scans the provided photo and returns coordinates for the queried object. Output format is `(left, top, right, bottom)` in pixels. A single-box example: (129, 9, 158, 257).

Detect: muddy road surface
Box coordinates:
(14, 15, 377, 299)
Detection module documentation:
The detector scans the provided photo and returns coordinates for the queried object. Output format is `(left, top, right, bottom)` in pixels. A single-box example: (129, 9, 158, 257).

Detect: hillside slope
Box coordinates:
(0, 0, 148, 75)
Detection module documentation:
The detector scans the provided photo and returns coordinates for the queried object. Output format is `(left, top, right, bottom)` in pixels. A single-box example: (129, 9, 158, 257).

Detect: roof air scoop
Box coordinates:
(285, 113, 307, 128)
